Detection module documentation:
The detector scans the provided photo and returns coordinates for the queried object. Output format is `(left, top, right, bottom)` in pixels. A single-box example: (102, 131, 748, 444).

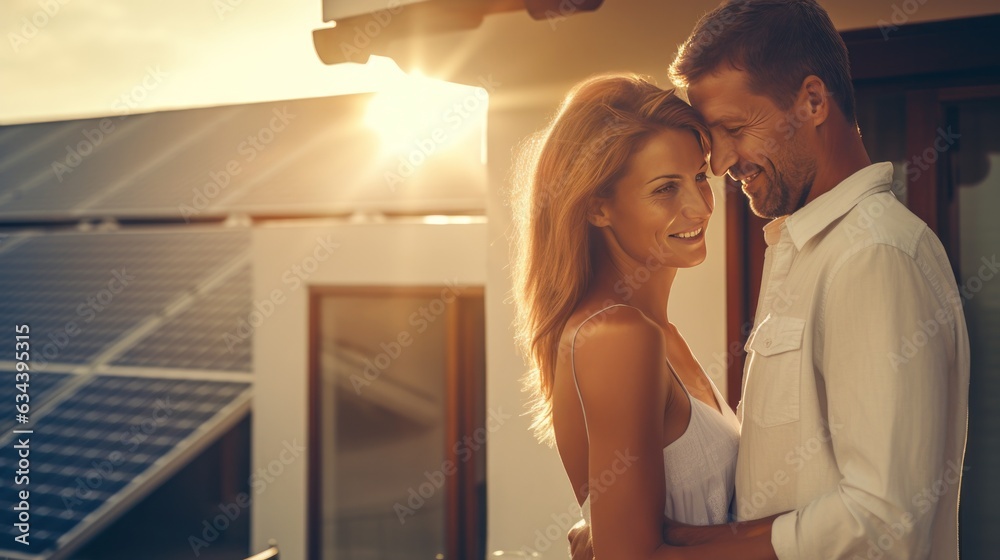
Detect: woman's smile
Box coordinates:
(668, 225, 705, 242)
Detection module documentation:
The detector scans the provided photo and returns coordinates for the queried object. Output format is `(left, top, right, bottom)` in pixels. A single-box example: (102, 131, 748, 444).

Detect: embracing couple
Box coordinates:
(511, 1, 970, 558)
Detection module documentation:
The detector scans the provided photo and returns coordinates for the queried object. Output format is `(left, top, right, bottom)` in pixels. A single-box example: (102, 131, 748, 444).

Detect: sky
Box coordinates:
(5, 0, 999, 126)
(0, 0, 403, 124)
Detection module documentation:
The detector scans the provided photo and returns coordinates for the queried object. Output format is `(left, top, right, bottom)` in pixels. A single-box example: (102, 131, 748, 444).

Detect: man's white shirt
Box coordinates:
(733, 162, 971, 560)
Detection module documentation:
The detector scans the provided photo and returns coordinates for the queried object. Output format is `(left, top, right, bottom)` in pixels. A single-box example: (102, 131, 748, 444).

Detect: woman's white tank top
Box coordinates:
(570, 304, 740, 526)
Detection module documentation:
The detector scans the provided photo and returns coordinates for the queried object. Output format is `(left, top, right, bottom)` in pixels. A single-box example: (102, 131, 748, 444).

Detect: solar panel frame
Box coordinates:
(0, 374, 252, 560)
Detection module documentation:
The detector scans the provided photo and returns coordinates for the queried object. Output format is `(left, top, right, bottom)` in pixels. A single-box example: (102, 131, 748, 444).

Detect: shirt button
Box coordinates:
(765, 339, 772, 348)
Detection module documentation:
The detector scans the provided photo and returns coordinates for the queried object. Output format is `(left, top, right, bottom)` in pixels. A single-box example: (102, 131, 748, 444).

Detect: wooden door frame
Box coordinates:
(306, 285, 485, 560)
(725, 14, 1000, 405)
(724, 179, 768, 406)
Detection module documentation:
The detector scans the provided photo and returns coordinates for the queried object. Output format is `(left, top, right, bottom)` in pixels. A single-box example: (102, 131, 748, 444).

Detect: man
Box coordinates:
(569, 1, 970, 558)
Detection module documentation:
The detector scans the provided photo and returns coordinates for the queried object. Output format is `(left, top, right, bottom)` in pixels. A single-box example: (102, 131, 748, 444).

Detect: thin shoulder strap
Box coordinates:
(664, 353, 690, 399)
(570, 303, 640, 443)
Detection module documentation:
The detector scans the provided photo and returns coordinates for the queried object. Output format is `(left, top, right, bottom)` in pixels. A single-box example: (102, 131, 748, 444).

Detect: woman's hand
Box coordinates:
(568, 518, 595, 560)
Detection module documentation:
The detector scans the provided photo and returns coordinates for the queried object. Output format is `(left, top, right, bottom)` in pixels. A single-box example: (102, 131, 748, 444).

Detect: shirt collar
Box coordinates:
(768, 162, 895, 250)
(763, 215, 788, 247)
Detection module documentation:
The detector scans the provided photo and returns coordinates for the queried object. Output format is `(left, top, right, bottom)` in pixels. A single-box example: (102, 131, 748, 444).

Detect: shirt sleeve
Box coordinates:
(770, 240, 959, 559)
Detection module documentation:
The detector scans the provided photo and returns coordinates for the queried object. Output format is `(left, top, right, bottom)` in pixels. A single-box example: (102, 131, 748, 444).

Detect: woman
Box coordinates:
(511, 74, 775, 558)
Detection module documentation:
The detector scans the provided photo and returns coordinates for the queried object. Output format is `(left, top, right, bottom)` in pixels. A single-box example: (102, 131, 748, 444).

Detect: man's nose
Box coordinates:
(709, 133, 737, 178)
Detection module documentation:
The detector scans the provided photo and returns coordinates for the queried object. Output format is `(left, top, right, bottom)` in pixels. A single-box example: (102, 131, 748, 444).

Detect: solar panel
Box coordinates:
(0, 371, 74, 434)
(86, 102, 337, 217)
(0, 92, 486, 220)
(0, 229, 250, 366)
(0, 374, 251, 558)
(111, 264, 253, 372)
(0, 116, 156, 214)
(68, 107, 257, 216)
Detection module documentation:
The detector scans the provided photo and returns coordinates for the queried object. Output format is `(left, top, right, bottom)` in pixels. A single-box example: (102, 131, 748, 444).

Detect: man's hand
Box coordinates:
(664, 514, 782, 548)
(568, 518, 594, 560)
(662, 515, 688, 546)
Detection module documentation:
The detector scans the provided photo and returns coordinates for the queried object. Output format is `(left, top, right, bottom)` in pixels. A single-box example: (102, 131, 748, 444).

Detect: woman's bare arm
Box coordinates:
(572, 307, 779, 560)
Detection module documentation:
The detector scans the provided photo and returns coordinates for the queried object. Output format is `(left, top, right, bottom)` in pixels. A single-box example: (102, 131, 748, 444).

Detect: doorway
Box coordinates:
(307, 285, 486, 560)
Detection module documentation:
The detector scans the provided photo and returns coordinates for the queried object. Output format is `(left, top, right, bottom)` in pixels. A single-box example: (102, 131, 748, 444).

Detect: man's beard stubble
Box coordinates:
(747, 154, 816, 220)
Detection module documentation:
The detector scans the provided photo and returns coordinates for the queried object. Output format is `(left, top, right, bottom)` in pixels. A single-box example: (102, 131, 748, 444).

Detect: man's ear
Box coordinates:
(587, 197, 612, 228)
(799, 75, 830, 128)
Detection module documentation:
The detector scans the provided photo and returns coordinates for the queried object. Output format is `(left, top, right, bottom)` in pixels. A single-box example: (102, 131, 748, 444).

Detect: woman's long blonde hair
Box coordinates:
(510, 73, 710, 445)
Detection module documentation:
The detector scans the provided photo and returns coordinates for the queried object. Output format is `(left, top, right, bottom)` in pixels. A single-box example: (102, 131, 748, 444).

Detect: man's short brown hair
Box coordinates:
(670, 0, 857, 124)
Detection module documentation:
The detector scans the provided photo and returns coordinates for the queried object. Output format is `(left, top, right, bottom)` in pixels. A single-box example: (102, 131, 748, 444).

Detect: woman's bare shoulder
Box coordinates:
(567, 303, 666, 389)
(562, 303, 672, 442)
(564, 302, 660, 346)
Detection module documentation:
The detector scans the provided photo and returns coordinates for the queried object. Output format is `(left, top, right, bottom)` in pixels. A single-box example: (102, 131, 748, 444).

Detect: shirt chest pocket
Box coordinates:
(743, 314, 805, 428)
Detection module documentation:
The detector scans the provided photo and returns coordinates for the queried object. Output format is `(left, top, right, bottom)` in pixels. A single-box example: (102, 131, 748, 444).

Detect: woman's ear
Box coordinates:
(587, 197, 612, 228)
